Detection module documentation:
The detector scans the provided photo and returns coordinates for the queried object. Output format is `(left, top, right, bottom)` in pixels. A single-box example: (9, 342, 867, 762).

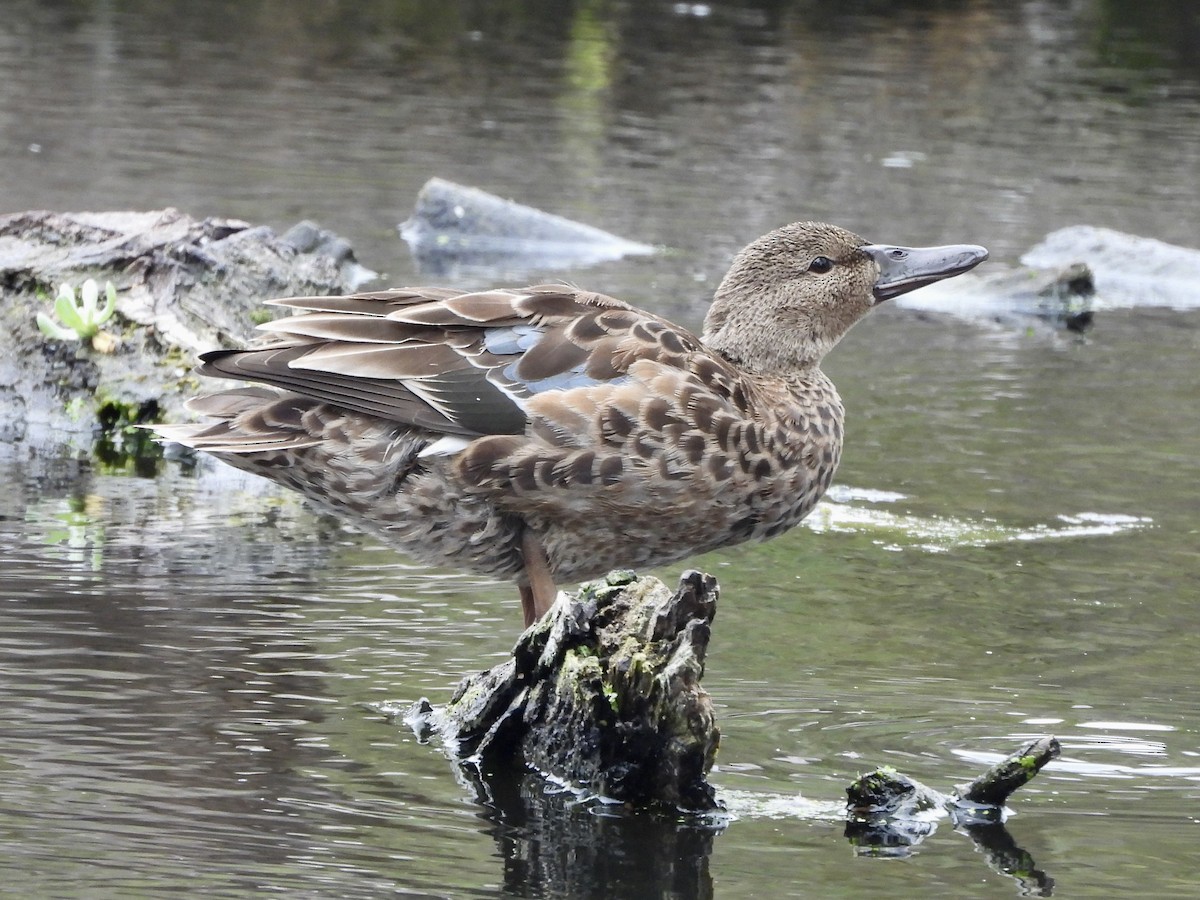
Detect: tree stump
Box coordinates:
(410, 570, 721, 811)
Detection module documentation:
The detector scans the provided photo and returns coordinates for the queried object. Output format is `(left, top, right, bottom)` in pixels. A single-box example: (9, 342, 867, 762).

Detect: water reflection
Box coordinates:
(846, 817, 1053, 897)
(435, 736, 1059, 897)
(462, 763, 720, 899)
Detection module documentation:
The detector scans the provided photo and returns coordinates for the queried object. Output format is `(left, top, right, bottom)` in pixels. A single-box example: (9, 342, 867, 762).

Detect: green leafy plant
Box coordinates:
(37, 278, 117, 343)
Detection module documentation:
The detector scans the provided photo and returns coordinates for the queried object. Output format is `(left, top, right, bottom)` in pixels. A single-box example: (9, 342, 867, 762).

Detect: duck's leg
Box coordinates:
(519, 529, 558, 627)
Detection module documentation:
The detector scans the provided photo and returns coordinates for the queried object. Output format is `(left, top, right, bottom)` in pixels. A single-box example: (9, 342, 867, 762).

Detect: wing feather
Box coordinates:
(258, 314, 429, 344)
(188, 284, 720, 443)
(288, 343, 466, 379)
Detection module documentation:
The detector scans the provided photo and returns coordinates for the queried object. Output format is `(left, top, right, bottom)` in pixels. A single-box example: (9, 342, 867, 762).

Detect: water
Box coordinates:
(3, 1, 1200, 896)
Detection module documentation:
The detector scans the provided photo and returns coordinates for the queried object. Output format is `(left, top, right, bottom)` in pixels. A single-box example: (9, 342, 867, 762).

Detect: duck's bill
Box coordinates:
(861, 242, 989, 302)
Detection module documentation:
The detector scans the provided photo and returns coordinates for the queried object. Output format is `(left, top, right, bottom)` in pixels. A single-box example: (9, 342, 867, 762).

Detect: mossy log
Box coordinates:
(0, 208, 370, 447)
(411, 569, 1061, 829)
(954, 735, 1061, 807)
(409, 570, 721, 811)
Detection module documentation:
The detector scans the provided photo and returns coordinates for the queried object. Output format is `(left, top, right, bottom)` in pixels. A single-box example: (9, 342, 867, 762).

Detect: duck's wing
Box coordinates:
(186, 284, 708, 441)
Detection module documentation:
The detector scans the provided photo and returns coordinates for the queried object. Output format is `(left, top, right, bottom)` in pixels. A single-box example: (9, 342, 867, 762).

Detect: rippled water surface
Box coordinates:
(3, 1, 1200, 897)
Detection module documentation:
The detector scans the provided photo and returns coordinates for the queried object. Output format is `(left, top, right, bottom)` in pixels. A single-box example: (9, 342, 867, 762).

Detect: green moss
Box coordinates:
(63, 396, 88, 422)
(562, 646, 603, 673)
(558, 647, 607, 712)
(158, 344, 190, 368)
(578, 570, 640, 604)
(447, 677, 489, 712)
(601, 680, 619, 714)
(850, 766, 899, 794)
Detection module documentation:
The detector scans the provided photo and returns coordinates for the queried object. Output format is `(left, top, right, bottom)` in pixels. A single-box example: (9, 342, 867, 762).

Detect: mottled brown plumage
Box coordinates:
(157, 222, 987, 625)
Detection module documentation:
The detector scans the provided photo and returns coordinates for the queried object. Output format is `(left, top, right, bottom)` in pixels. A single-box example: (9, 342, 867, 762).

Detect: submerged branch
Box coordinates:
(847, 736, 1060, 825)
(845, 735, 1060, 892)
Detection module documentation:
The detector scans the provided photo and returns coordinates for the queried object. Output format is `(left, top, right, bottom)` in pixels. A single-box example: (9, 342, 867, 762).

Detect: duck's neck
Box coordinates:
(703, 335, 819, 376)
(701, 310, 837, 376)
(707, 340, 831, 390)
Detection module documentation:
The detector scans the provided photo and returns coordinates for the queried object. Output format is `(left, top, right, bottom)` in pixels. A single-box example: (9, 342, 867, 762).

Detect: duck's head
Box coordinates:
(702, 222, 988, 374)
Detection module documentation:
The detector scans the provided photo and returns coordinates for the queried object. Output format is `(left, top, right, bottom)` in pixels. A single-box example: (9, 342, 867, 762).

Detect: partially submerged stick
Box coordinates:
(847, 736, 1061, 823)
(843, 737, 1060, 892)
(954, 736, 1061, 807)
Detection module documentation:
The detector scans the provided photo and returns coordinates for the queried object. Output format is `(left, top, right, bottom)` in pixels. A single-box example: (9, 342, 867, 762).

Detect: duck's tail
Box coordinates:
(152, 387, 324, 453)
(152, 387, 429, 519)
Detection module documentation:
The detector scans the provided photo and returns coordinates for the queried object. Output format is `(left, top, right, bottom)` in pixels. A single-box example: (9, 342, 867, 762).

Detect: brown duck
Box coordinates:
(158, 222, 987, 626)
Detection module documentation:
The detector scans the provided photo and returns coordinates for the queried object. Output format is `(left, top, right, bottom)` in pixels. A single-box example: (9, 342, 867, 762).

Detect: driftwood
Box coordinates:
(846, 737, 1060, 894)
(846, 736, 1060, 821)
(0, 208, 371, 447)
(409, 570, 721, 811)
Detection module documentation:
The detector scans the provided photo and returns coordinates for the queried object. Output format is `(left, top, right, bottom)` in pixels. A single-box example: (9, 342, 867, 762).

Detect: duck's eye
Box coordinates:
(808, 256, 834, 274)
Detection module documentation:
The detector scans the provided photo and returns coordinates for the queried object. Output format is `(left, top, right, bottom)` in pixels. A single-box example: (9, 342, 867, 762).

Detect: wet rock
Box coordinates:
(0, 208, 374, 450)
(1021, 225, 1200, 311)
(399, 177, 656, 278)
(409, 570, 721, 812)
(896, 260, 1096, 331)
(899, 225, 1200, 330)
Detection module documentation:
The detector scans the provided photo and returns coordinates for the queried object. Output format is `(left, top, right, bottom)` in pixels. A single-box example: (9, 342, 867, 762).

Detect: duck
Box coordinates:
(157, 222, 987, 627)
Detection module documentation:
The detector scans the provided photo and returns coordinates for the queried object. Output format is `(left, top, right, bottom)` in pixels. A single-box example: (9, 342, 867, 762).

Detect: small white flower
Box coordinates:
(37, 278, 118, 344)
(79, 279, 100, 319)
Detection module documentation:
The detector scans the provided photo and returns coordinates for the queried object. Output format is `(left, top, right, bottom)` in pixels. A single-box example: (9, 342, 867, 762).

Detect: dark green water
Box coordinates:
(3, 1, 1200, 896)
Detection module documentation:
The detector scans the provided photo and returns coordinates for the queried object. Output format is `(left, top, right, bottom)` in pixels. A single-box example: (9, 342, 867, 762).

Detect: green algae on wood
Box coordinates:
(954, 736, 1062, 807)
